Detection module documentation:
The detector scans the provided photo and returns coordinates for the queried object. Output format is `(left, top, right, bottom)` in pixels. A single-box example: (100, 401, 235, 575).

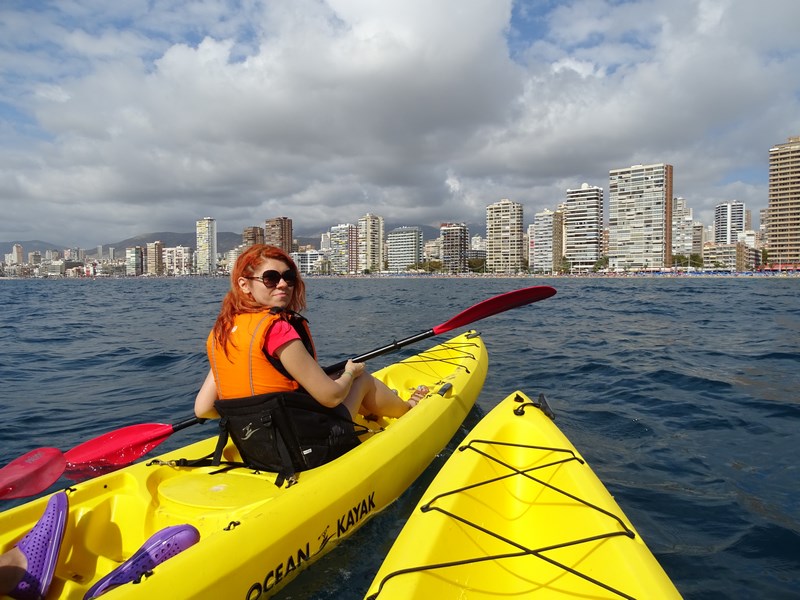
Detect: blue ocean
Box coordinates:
(1, 276, 798, 599)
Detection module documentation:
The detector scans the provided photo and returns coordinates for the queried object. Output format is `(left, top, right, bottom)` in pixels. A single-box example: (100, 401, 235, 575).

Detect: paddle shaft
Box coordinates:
(323, 329, 434, 375)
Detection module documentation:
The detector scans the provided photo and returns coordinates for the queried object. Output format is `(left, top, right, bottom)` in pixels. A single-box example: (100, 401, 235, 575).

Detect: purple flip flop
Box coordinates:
(83, 524, 200, 599)
(11, 491, 68, 600)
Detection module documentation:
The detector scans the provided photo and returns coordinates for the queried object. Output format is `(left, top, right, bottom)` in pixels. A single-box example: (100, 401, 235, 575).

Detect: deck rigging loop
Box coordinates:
(368, 438, 639, 600)
(512, 391, 556, 419)
(399, 340, 480, 373)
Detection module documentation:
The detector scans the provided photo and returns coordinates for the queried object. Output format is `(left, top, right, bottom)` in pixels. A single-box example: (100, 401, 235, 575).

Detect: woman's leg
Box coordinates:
(342, 375, 425, 419)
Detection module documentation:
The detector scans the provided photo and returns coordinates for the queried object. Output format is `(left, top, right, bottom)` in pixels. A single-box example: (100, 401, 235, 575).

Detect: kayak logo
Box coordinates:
(336, 492, 376, 537)
(244, 543, 310, 599)
(242, 491, 377, 599)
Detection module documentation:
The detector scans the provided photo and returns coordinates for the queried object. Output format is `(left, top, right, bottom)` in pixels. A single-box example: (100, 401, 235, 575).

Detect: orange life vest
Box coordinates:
(207, 309, 316, 400)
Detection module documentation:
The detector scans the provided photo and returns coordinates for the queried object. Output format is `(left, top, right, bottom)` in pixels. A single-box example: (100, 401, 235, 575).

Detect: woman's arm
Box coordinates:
(194, 368, 220, 419)
(276, 339, 365, 407)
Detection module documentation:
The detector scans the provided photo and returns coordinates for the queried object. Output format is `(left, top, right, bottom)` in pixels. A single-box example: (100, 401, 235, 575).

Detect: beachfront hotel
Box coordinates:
(607, 163, 674, 271)
(767, 136, 800, 265)
(564, 183, 603, 273)
(486, 199, 524, 274)
(358, 213, 385, 274)
(387, 226, 423, 273)
(714, 201, 745, 245)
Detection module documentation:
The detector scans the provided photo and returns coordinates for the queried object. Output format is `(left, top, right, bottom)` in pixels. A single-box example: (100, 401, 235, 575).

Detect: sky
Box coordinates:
(1, 0, 799, 248)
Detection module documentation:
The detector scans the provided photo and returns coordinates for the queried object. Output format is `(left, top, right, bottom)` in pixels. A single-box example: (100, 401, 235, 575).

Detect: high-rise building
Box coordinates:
(767, 136, 800, 265)
(608, 163, 673, 271)
(195, 217, 217, 275)
(554, 207, 566, 271)
(265, 217, 293, 253)
(714, 201, 745, 245)
(329, 224, 358, 274)
(10, 244, 23, 265)
(692, 222, 705, 256)
(564, 184, 603, 273)
(358, 213, 385, 273)
(485, 199, 524, 273)
(531, 209, 556, 274)
(243, 226, 265, 247)
(125, 246, 143, 276)
(146, 241, 165, 276)
(672, 197, 695, 257)
(387, 226, 423, 273)
(440, 223, 469, 273)
(320, 232, 331, 252)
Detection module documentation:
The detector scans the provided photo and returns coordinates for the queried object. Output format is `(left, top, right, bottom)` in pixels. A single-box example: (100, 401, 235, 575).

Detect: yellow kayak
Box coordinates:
(0, 331, 487, 599)
(366, 390, 682, 599)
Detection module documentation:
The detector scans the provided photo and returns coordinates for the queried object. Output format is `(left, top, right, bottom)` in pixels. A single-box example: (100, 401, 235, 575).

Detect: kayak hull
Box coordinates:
(0, 331, 488, 600)
(366, 390, 682, 599)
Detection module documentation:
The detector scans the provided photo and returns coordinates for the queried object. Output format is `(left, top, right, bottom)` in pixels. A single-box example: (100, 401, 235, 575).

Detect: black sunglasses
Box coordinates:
(245, 269, 297, 288)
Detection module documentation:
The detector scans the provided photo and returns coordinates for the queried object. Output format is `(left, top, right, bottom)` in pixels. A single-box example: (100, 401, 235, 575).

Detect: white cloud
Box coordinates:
(1, 0, 799, 247)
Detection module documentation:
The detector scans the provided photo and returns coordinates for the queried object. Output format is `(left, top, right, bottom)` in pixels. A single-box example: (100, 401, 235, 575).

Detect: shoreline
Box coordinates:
(2, 271, 798, 281)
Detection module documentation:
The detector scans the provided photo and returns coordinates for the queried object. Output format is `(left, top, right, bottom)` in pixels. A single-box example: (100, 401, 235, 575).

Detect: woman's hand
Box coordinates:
(343, 359, 366, 379)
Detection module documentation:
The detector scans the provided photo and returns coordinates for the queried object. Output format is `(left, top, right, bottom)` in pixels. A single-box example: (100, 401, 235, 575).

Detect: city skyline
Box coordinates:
(0, 175, 764, 260)
(2, 1, 799, 248)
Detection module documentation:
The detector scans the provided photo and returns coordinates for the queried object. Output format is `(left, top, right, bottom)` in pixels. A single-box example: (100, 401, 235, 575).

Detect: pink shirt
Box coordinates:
(266, 319, 301, 357)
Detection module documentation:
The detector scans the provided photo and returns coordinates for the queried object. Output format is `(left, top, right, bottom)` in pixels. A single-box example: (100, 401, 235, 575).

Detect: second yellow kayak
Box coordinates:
(366, 390, 681, 599)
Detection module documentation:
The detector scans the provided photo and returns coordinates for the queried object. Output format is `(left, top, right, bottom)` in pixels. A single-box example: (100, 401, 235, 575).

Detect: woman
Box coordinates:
(194, 244, 425, 475)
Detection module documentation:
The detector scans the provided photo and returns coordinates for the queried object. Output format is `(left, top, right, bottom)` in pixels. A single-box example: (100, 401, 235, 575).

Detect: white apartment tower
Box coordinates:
(164, 246, 193, 276)
(767, 136, 800, 264)
(714, 201, 745, 245)
(531, 209, 556, 274)
(387, 226, 423, 272)
(358, 213, 385, 274)
(564, 184, 603, 273)
(329, 224, 358, 274)
(672, 197, 695, 257)
(485, 198, 524, 273)
(608, 163, 674, 271)
(195, 217, 218, 275)
(11, 244, 23, 265)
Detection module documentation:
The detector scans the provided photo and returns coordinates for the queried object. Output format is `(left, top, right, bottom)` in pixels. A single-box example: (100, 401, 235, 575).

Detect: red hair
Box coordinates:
(211, 244, 306, 354)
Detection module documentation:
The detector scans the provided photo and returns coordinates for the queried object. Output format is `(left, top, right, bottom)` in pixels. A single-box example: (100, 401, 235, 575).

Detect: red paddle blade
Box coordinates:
(432, 285, 556, 335)
(64, 422, 175, 473)
(0, 447, 66, 500)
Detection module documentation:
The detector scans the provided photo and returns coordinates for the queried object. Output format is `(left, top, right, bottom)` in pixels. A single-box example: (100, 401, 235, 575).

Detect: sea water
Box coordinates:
(1, 276, 798, 599)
